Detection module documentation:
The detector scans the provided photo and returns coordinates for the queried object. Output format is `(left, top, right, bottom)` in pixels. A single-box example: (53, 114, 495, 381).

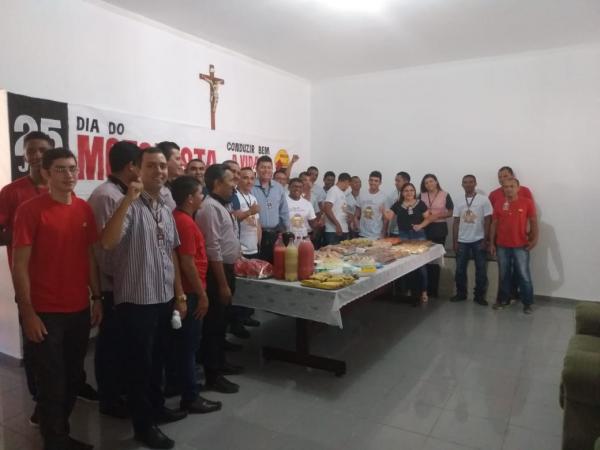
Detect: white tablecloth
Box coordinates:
(233, 244, 446, 328)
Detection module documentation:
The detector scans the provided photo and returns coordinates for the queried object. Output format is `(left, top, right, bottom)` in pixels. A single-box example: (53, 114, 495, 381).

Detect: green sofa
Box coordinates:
(561, 302, 600, 450)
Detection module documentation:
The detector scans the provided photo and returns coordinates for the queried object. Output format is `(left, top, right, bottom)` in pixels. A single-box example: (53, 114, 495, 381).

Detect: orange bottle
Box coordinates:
(273, 235, 286, 280)
(297, 238, 315, 280)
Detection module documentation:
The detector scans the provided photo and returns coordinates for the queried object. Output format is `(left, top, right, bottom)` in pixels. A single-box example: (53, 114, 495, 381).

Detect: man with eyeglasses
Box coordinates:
(101, 147, 187, 449)
(12, 148, 102, 450)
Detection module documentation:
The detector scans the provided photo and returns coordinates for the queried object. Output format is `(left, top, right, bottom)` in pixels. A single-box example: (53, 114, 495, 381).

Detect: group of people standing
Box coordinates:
(0, 132, 538, 450)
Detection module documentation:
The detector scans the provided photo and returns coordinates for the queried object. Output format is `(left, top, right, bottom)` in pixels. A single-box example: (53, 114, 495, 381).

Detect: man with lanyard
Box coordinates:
(87, 141, 140, 418)
(451, 175, 493, 306)
(196, 164, 243, 394)
(13, 147, 102, 450)
(355, 171, 388, 240)
(252, 155, 289, 262)
(101, 147, 187, 449)
(385, 171, 410, 237)
(489, 166, 534, 303)
(229, 165, 261, 338)
(489, 178, 539, 314)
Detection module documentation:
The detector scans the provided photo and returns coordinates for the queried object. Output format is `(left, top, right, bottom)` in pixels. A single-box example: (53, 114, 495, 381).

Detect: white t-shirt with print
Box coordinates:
(236, 191, 260, 255)
(358, 190, 387, 239)
(287, 196, 316, 238)
(324, 185, 349, 233)
(453, 194, 493, 243)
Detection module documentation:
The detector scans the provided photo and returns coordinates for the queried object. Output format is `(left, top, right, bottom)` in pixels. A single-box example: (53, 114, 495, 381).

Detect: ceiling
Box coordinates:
(103, 0, 600, 80)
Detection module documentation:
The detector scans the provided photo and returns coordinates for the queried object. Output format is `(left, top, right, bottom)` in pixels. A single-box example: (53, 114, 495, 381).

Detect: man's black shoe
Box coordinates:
(229, 323, 250, 339)
(450, 294, 467, 303)
(221, 362, 244, 376)
(77, 383, 99, 403)
(134, 426, 174, 449)
(99, 401, 129, 419)
(523, 305, 533, 315)
(181, 396, 222, 414)
(155, 407, 187, 425)
(205, 375, 239, 394)
(474, 298, 489, 306)
(224, 340, 243, 352)
(243, 317, 261, 327)
(68, 436, 94, 450)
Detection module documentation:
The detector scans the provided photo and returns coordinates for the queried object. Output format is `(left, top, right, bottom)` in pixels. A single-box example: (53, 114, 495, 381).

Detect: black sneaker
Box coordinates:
(205, 375, 239, 394)
(77, 383, 99, 403)
(229, 322, 250, 339)
(134, 425, 174, 449)
(242, 317, 261, 327)
(523, 305, 533, 315)
(474, 298, 489, 306)
(450, 294, 467, 303)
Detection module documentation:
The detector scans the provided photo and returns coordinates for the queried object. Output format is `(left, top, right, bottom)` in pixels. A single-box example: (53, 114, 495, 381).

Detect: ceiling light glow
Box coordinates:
(311, 0, 391, 14)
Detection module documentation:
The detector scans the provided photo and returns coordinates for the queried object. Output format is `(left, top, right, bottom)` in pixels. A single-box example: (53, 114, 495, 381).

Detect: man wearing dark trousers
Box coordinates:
(171, 176, 222, 414)
(87, 141, 140, 418)
(196, 164, 243, 393)
(101, 147, 187, 449)
(12, 148, 102, 450)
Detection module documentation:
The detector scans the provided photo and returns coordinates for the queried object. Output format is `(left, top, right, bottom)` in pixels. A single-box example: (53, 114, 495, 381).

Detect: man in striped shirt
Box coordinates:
(101, 147, 187, 450)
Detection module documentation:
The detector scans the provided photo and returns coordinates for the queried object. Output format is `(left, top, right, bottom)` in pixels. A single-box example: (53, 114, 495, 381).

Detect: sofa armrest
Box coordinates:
(563, 349, 600, 406)
(576, 302, 600, 336)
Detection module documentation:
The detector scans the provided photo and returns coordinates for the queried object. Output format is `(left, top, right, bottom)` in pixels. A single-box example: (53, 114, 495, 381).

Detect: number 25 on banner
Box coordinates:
(13, 115, 63, 171)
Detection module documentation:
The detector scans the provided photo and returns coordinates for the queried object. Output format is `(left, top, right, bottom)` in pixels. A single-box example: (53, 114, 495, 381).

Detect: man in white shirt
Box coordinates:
(322, 173, 351, 245)
(355, 171, 388, 240)
(346, 176, 361, 238)
(451, 174, 493, 306)
(235, 168, 261, 257)
(287, 178, 317, 239)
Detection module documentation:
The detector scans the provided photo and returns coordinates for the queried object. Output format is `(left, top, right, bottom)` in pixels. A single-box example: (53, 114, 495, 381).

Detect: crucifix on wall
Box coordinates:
(199, 64, 225, 130)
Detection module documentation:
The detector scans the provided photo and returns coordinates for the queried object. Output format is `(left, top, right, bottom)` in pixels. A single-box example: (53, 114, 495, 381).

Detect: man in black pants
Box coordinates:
(12, 148, 102, 450)
(101, 147, 187, 449)
(196, 164, 243, 393)
(88, 141, 140, 418)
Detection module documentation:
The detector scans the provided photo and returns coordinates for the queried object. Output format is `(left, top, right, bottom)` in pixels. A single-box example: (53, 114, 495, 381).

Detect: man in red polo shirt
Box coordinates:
(12, 148, 102, 450)
(489, 166, 534, 208)
(170, 175, 222, 415)
(489, 178, 539, 314)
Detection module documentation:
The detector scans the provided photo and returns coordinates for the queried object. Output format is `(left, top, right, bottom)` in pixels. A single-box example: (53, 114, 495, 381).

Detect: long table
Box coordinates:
(233, 244, 445, 375)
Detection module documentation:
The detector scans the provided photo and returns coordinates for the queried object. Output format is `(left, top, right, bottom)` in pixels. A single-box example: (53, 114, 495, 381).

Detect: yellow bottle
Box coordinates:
(285, 240, 299, 281)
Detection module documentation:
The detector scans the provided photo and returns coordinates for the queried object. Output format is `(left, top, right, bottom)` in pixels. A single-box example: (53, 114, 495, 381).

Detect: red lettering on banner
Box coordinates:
(77, 135, 104, 180)
(180, 147, 193, 165)
(206, 150, 217, 165)
(194, 148, 206, 161)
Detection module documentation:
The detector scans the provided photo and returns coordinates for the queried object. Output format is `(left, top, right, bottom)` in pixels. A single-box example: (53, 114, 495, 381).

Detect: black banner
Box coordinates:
(7, 93, 69, 181)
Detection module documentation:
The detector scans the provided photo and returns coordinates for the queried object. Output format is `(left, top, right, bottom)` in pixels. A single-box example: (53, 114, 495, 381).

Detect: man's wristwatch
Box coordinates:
(175, 294, 187, 304)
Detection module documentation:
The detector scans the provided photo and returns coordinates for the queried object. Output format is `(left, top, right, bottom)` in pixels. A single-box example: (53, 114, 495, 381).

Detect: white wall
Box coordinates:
(312, 44, 600, 302)
(0, 0, 311, 358)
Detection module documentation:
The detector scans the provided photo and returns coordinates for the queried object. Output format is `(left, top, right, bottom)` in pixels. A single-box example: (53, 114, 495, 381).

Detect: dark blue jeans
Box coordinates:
(173, 294, 203, 407)
(454, 240, 488, 299)
(496, 246, 534, 306)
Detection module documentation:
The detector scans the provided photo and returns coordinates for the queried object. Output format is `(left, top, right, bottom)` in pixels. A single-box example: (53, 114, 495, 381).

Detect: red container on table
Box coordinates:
(297, 238, 315, 280)
(273, 235, 286, 280)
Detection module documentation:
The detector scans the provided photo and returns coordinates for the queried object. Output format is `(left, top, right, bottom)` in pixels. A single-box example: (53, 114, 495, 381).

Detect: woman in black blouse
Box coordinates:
(385, 183, 433, 304)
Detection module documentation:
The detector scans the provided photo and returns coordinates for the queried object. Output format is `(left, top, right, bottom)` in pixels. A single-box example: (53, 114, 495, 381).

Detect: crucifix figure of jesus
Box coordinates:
(199, 64, 225, 130)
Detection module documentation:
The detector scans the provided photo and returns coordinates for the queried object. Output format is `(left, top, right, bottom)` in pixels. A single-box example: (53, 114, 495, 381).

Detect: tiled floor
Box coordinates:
(0, 296, 573, 450)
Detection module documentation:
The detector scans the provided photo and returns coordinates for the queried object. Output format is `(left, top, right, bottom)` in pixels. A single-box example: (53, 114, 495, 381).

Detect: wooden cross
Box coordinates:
(199, 64, 225, 130)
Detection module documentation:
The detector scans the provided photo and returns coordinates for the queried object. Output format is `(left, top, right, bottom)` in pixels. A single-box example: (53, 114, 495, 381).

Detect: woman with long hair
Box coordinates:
(419, 174, 454, 298)
(385, 183, 433, 304)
